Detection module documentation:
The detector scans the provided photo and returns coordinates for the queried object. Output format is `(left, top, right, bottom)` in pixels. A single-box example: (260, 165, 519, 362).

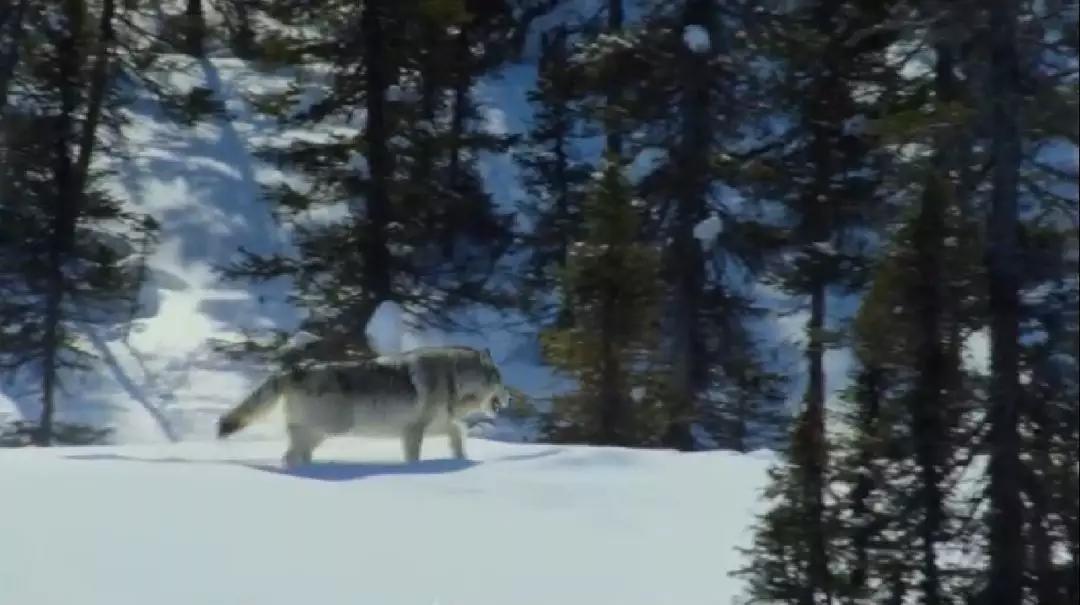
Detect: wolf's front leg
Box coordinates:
(283, 424, 323, 468)
(447, 420, 467, 460)
(402, 421, 426, 464)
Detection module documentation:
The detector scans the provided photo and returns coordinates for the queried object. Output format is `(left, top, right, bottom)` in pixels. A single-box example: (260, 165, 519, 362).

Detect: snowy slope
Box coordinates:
(0, 438, 774, 605)
(0, 54, 566, 443)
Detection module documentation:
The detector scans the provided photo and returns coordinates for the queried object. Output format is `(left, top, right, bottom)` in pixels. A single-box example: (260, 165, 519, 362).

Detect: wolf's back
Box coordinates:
(218, 372, 286, 438)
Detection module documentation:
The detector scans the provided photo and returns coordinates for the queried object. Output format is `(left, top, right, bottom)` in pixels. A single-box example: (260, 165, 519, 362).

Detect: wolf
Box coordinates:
(217, 346, 508, 467)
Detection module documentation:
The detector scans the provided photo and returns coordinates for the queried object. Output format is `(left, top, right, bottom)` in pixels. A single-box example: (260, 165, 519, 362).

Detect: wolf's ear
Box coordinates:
(484, 347, 493, 360)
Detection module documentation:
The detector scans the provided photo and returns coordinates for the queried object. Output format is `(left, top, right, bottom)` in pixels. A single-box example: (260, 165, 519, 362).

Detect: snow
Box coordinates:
(0, 54, 566, 443)
(0, 439, 775, 605)
(365, 300, 409, 355)
(693, 214, 723, 248)
(682, 25, 711, 53)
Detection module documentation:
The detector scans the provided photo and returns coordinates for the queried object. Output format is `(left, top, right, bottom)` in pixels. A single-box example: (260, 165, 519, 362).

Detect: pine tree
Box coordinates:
(214, 0, 256, 58)
(515, 26, 590, 325)
(613, 0, 789, 452)
(540, 158, 663, 445)
(733, 0, 897, 600)
(220, 0, 514, 366)
(1013, 2, 1079, 599)
(984, 0, 1024, 600)
(0, 0, 156, 444)
(183, 0, 205, 57)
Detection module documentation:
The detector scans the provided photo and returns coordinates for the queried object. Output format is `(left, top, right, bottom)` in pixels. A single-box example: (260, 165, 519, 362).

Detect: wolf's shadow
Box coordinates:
(247, 458, 477, 481)
(64, 453, 477, 482)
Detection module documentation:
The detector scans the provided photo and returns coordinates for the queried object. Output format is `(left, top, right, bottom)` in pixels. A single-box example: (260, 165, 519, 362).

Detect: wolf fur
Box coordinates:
(217, 346, 508, 467)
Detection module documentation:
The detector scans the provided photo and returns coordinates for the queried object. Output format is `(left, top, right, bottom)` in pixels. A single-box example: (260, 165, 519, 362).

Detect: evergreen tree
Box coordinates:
(220, 0, 514, 366)
(540, 158, 663, 445)
(0, 0, 156, 444)
(622, 0, 787, 452)
(1013, 2, 1079, 599)
(733, 0, 896, 599)
(183, 0, 205, 57)
(515, 26, 590, 325)
(984, 0, 1025, 600)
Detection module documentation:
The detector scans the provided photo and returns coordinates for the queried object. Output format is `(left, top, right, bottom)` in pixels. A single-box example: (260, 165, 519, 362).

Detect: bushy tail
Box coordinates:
(218, 373, 284, 438)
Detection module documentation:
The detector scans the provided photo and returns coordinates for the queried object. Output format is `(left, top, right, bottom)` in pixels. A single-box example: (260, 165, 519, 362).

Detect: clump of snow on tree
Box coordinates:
(682, 25, 710, 53)
(365, 300, 406, 355)
(693, 215, 723, 248)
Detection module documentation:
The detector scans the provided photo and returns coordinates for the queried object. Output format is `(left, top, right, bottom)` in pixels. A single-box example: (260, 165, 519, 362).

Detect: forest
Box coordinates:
(0, 0, 1077, 603)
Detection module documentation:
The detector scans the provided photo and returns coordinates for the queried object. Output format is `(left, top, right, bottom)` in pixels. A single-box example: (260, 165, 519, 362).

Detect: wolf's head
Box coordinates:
(455, 347, 509, 421)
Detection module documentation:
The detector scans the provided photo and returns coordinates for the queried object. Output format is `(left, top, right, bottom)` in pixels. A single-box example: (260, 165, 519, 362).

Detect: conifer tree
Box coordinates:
(985, 0, 1025, 599)
(1012, 2, 1079, 599)
(0, 0, 156, 444)
(733, 0, 896, 599)
(183, 0, 205, 57)
(615, 0, 788, 452)
(220, 0, 514, 366)
(516, 26, 590, 325)
(540, 159, 663, 445)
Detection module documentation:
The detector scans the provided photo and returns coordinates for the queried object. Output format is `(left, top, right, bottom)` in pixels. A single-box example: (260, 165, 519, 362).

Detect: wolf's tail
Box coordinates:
(218, 373, 285, 438)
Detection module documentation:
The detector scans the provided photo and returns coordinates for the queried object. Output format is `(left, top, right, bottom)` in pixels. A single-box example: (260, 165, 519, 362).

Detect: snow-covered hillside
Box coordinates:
(0, 53, 567, 443)
(0, 438, 774, 605)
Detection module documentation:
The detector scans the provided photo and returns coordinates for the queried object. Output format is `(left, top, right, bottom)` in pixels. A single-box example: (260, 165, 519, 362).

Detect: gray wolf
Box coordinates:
(217, 346, 508, 467)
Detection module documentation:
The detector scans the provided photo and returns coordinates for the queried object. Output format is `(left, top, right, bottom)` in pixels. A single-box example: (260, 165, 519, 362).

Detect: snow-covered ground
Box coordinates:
(0, 438, 774, 605)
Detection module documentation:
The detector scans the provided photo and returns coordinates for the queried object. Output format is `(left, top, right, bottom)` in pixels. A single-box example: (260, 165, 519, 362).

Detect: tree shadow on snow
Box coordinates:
(62, 452, 479, 482)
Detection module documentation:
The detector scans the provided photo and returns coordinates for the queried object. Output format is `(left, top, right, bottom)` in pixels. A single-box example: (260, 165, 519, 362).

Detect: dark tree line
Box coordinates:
(1, 2, 1076, 603)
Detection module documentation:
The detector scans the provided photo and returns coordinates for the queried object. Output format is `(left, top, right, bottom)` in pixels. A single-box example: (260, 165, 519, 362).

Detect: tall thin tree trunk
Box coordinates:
(0, 0, 28, 179)
(0, 0, 27, 114)
(664, 0, 713, 452)
(447, 26, 468, 191)
(805, 275, 831, 604)
(598, 278, 623, 445)
(360, 0, 392, 310)
(594, 0, 625, 444)
(38, 0, 87, 445)
(228, 0, 255, 58)
(986, 0, 1024, 601)
(849, 365, 882, 596)
(907, 38, 964, 605)
(72, 0, 115, 201)
(604, 0, 622, 156)
(443, 25, 471, 258)
(1026, 402, 1059, 605)
(184, 0, 204, 56)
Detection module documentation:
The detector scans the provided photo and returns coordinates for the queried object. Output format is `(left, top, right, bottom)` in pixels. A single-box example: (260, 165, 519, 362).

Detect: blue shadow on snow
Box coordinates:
(63, 453, 477, 482)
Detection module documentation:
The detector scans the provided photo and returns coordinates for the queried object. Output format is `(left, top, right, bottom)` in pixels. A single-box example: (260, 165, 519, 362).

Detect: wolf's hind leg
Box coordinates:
(283, 424, 323, 468)
(402, 421, 426, 464)
(447, 420, 467, 460)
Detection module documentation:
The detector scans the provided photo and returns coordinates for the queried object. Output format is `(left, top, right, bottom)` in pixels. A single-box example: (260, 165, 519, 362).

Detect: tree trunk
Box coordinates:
(985, 0, 1024, 601)
(228, 0, 255, 58)
(0, 0, 27, 114)
(443, 25, 471, 258)
(359, 0, 393, 308)
(663, 0, 713, 452)
(604, 0, 622, 156)
(594, 0, 625, 445)
(447, 26, 469, 191)
(0, 0, 28, 177)
(907, 38, 964, 605)
(805, 277, 831, 604)
(849, 365, 882, 596)
(38, 0, 87, 445)
(598, 262, 623, 445)
(72, 0, 116, 204)
(1026, 405, 1059, 605)
(184, 0, 204, 56)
